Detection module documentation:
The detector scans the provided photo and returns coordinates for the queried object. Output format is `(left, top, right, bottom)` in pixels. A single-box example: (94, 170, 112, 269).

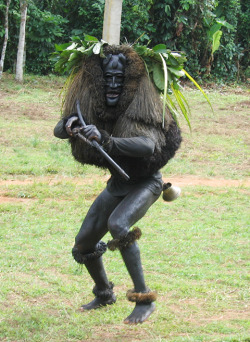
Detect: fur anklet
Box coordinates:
(107, 227, 142, 251)
(93, 282, 115, 300)
(72, 241, 107, 264)
(126, 288, 157, 304)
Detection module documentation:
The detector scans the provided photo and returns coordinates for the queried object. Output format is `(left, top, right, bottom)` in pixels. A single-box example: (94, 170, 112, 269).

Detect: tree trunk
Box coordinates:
(0, 0, 11, 79)
(15, 0, 27, 82)
(102, 0, 123, 45)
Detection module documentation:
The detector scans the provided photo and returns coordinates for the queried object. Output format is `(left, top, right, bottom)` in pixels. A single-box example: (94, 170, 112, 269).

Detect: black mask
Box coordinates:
(102, 53, 126, 107)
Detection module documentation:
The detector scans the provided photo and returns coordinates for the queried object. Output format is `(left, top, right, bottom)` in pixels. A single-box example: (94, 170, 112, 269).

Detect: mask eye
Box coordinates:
(116, 75, 124, 81)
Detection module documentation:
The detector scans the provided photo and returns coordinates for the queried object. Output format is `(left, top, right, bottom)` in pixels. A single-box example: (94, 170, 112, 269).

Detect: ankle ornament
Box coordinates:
(72, 241, 107, 264)
(93, 281, 115, 300)
(107, 227, 142, 251)
(126, 288, 157, 304)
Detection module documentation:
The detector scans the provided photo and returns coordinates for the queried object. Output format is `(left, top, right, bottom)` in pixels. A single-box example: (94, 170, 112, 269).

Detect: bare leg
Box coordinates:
(108, 187, 160, 324)
(79, 257, 116, 310)
(73, 188, 122, 310)
(120, 243, 156, 324)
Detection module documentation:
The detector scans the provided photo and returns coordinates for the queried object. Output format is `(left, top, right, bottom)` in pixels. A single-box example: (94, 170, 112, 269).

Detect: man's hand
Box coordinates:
(81, 125, 101, 143)
(65, 116, 101, 143)
(65, 116, 80, 136)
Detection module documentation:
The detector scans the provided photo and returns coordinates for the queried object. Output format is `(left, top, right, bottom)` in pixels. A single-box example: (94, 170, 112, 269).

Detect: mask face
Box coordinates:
(103, 54, 126, 107)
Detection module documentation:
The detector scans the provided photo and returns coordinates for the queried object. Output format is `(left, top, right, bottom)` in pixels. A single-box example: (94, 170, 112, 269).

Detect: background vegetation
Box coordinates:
(0, 0, 249, 81)
(0, 75, 249, 341)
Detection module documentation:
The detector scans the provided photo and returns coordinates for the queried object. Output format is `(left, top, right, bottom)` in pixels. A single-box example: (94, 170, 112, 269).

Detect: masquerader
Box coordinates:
(54, 44, 182, 324)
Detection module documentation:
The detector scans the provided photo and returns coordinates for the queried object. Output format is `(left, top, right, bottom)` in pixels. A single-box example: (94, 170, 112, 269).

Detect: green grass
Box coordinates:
(0, 74, 249, 341)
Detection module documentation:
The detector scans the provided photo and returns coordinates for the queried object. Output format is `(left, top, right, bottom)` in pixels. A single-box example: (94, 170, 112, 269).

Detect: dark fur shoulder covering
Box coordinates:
(62, 45, 182, 177)
(111, 120, 181, 180)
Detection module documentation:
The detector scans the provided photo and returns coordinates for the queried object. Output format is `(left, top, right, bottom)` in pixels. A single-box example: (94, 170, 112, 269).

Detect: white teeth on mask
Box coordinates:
(107, 94, 119, 98)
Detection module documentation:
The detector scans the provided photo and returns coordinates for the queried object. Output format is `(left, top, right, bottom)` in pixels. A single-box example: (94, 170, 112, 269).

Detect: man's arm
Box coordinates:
(54, 115, 81, 139)
(109, 136, 155, 158)
(54, 119, 69, 139)
(81, 125, 155, 158)
(54, 119, 155, 158)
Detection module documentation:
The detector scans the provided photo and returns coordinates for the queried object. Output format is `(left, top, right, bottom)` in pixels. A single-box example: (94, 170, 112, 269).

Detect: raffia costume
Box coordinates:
(54, 45, 181, 324)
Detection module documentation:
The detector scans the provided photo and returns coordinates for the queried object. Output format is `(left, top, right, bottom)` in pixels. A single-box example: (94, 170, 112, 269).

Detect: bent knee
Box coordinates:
(74, 235, 96, 255)
(108, 218, 128, 239)
(72, 241, 107, 264)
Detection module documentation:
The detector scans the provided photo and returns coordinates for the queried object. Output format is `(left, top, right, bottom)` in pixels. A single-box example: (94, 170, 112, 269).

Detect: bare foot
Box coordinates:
(124, 302, 156, 324)
(79, 294, 116, 311)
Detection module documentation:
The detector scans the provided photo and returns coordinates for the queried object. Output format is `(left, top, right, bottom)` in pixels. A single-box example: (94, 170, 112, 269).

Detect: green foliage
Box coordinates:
(134, 43, 187, 92)
(133, 43, 193, 126)
(172, 1, 230, 78)
(0, 1, 6, 38)
(237, 0, 250, 80)
(212, 0, 249, 81)
(0, 0, 248, 81)
(76, 0, 105, 38)
(51, 35, 105, 75)
(25, 2, 68, 74)
(34, 0, 105, 38)
(121, 0, 155, 43)
(0, 0, 19, 71)
(143, 0, 177, 44)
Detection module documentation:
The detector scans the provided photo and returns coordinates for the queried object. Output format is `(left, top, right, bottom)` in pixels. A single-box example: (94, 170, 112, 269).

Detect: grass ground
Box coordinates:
(0, 74, 249, 342)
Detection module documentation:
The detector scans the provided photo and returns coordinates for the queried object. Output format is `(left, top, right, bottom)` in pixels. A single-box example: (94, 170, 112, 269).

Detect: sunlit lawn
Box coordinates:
(0, 74, 249, 341)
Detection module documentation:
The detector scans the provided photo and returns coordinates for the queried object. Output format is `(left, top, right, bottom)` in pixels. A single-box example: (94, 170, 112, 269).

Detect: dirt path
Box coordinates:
(0, 174, 249, 187)
(0, 175, 249, 204)
(164, 175, 250, 187)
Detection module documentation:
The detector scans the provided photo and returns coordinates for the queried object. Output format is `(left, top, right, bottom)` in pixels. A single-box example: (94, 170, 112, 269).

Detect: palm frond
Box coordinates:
(183, 69, 214, 114)
(159, 53, 168, 128)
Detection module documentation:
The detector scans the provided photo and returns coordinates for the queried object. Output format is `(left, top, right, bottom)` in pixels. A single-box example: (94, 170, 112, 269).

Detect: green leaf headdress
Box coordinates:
(51, 34, 212, 128)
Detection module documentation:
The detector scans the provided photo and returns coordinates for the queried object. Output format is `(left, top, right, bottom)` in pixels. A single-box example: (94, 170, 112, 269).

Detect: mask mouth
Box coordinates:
(106, 93, 120, 98)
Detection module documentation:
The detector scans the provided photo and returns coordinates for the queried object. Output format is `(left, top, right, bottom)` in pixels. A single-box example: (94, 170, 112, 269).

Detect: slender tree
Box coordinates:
(102, 0, 123, 44)
(15, 0, 28, 82)
(0, 0, 11, 79)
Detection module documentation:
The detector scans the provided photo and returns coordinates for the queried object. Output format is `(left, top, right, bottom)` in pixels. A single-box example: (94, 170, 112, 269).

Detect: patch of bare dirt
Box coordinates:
(0, 175, 249, 188)
(190, 112, 250, 140)
(187, 310, 249, 323)
(219, 100, 250, 111)
(0, 175, 249, 204)
(168, 295, 250, 327)
(165, 175, 250, 187)
(0, 100, 56, 120)
(0, 196, 36, 204)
